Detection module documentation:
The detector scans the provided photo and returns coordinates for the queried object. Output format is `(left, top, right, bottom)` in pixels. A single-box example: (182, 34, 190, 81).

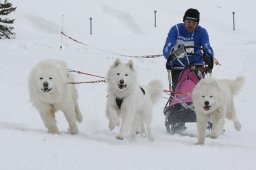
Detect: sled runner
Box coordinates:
(163, 45, 213, 134)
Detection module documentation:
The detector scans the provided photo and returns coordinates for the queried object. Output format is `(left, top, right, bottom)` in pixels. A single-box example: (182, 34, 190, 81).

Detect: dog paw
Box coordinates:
(141, 133, 147, 137)
(116, 135, 124, 140)
(196, 141, 205, 145)
(135, 129, 147, 137)
(209, 132, 218, 139)
(234, 121, 241, 131)
(148, 135, 154, 142)
(48, 127, 60, 134)
(69, 126, 78, 135)
(139, 127, 146, 137)
(196, 137, 205, 145)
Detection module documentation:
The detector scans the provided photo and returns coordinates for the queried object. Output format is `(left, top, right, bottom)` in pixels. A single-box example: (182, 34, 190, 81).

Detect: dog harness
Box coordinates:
(115, 87, 145, 109)
(140, 87, 145, 95)
(115, 98, 123, 110)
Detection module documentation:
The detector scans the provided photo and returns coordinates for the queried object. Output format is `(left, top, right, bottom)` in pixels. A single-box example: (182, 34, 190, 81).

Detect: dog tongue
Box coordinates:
(203, 106, 211, 111)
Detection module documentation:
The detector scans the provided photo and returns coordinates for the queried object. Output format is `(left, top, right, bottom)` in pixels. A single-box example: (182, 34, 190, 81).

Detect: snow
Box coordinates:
(1, 0, 256, 169)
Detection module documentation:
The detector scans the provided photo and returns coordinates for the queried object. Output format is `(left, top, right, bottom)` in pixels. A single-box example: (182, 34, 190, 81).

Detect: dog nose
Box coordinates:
(204, 101, 209, 106)
(119, 79, 124, 84)
(43, 82, 48, 87)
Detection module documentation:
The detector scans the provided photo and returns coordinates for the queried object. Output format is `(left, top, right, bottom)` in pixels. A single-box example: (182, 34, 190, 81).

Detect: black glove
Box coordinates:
(203, 53, 214, 69)
(166, 53, 175, 70)
(166, 44, 186, 70)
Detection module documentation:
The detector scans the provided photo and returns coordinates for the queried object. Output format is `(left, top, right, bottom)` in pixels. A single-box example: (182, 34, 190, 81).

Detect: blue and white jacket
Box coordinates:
(163, 23, 214, 66)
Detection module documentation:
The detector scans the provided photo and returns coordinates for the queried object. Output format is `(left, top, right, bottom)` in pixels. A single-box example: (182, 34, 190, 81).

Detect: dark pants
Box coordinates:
(171, 69, 182, 91)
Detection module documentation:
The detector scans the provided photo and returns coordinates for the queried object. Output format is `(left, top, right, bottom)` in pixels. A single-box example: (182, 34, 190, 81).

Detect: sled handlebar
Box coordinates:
(185, 45, 213, 59)
(166, 46, 213, 71)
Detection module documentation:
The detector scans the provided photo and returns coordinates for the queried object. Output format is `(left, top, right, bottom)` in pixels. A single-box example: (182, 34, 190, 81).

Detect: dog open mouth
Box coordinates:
(41, 88, 52, 93)
(118, 84, 127, 89)
(203, 105, 211, 111)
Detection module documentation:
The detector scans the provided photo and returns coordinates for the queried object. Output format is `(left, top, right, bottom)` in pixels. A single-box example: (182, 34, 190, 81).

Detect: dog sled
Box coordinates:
(163, 45, 213, 134)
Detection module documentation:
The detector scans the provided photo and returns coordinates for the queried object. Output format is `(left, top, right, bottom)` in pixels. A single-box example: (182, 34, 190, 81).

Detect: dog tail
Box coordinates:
(147, 80, 163, 104)
(229, 76, 245, 95)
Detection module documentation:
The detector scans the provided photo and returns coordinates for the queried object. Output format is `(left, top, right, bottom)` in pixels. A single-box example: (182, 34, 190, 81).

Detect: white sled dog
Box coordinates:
(192, 76, 244, 144)
(106, 58, 163, 141)
(28, 59, 83, 134)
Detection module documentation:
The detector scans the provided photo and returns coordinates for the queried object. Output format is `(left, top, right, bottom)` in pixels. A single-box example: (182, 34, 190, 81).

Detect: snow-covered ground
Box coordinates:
(1, 0, 256, 169)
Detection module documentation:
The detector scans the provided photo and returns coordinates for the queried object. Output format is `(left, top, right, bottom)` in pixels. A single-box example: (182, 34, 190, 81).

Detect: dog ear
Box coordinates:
(126, 60, 134, 71)
(113, 58, 121, 67)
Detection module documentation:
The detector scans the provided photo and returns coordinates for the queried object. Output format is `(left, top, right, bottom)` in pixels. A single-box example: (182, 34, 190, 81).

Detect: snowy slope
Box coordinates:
(1, 0, 256, 170)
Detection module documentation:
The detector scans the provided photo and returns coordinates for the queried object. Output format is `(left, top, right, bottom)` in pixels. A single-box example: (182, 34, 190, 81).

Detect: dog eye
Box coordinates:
(49, 77, 53, 80)
(40, 77, 43, 80)
(125, 74, 128, 76)
(117, 73, 120, 75)
(202, 96, 205, 98)
(210, 96, 213, 98)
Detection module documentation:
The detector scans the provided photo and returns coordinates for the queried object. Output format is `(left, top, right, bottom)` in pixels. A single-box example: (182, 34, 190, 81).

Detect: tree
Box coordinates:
(0, 2, 16, 39)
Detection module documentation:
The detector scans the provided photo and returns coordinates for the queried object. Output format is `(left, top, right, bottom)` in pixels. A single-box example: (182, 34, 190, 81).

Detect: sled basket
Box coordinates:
(164, 103, 196, 125)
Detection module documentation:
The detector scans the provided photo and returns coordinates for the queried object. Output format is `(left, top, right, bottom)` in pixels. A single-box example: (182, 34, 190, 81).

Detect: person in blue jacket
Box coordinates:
(163, 8, 214, 132)
(163, 8, 214, 66)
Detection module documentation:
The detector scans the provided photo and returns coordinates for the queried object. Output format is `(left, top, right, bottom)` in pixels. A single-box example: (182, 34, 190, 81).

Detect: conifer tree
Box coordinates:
(0, 1, 16, 39)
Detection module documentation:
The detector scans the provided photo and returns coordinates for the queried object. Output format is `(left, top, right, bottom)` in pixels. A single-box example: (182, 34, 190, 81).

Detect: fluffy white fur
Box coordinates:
(192, 76, 244, 144)
(106, 58, 163, 141)
(28, 59, 82, 134)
